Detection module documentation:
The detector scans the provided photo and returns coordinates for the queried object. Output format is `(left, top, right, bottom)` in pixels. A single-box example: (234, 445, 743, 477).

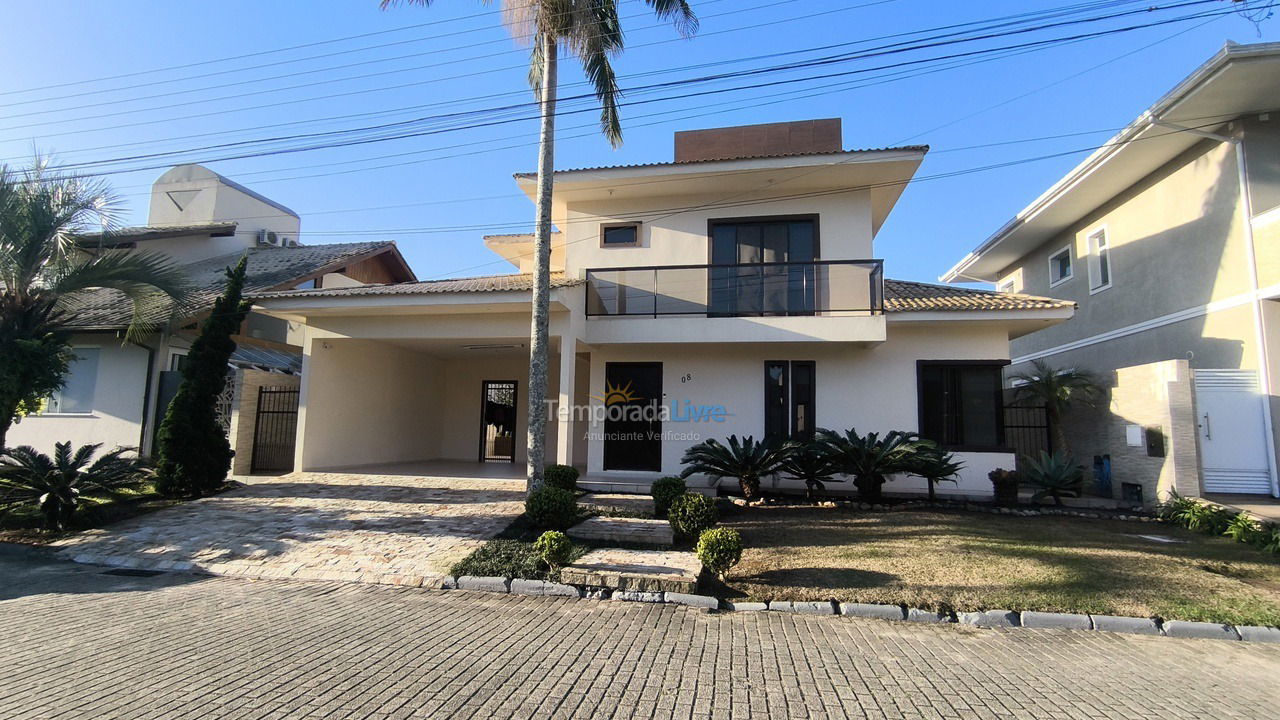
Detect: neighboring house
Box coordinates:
(943, 42, 1280, 503)
(9, 164, 415, 474)
(254, 118, 1073, 498)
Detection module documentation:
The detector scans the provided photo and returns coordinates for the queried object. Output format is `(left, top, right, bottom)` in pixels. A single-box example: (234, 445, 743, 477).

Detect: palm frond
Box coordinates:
(644, 0, 699, 36)
(50, 249, 193, 340)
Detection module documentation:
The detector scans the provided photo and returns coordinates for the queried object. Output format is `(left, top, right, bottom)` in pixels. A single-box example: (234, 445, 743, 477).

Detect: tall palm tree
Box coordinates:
(381, 0, 697, 494)
(1009, 359, 1102, 457)
(0, 159, 191, 448)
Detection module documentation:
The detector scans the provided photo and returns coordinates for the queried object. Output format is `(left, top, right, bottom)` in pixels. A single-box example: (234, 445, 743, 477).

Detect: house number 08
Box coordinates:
(681, 373, 693, 383)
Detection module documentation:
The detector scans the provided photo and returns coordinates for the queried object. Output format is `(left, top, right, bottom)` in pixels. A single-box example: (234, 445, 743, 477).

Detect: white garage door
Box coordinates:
(1194, 370, 1273, 494)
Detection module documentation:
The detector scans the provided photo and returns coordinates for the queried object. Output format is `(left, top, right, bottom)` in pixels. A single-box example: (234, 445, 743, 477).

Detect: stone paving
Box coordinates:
(51, 470, 526, 587)
(561, 548, 701, 593)
(3, 553, 1280, 719)
(567, 516, 675, 545)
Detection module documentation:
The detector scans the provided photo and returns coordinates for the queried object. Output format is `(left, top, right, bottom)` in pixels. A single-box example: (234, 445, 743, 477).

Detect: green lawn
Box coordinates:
(720, 506, 1280, 626)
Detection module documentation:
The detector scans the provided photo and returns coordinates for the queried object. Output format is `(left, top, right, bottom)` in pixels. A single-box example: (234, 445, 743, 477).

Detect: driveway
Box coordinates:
(51, 469, 526, 587)
(2, 551, 1278, 719)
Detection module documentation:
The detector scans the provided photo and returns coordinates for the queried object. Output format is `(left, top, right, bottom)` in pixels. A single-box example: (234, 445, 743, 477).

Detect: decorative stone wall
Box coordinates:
(229, 368, 301, 476)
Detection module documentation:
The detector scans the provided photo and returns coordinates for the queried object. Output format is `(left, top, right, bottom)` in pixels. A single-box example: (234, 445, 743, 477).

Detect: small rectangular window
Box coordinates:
(601, 223, 639, 247)
(918, 361, 1006, 450)
(1048, 246, 1072, 287)
(46, 348, 100, 414)
(1088, 229, 1111, 292)
(997, 279, 1015, 294)
(764, 361, 816, 441)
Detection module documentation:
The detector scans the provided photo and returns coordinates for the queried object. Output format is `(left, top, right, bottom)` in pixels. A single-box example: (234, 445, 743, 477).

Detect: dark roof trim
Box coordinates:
(76, 222, 238, 246)
(513, 145, 930, 178)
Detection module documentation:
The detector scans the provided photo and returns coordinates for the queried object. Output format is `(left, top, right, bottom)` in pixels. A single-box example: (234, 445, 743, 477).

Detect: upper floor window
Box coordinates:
(997, 279, 1015, 294)
(1088, 229, 1111, 293)
(601, 222, 640, 247)
(45, 348, 100, 414)
(709, 216, 817, 316)
(1048, 246, 1073, 287)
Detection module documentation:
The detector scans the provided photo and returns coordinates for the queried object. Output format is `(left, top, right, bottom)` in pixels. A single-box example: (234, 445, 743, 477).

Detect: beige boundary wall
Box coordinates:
(1059, 359, 1201, 506)
(230, 368, 302, 476)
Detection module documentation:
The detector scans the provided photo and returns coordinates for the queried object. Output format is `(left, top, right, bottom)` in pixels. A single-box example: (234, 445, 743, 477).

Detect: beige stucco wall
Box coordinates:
(584, 322, 1015, 497)
(8, 336, 150, 454)
(297, 338, 443, 470)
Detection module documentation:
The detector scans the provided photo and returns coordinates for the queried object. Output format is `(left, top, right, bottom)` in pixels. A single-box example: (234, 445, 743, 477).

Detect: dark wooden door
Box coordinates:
(603, 363, 663, 471)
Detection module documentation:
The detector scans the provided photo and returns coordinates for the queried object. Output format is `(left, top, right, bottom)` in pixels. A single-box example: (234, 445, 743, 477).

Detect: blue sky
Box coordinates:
(2, 0, 1277, 284)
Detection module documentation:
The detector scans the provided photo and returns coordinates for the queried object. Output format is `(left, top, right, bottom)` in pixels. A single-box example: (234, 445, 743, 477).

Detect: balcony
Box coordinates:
(583, 260, 886, 345)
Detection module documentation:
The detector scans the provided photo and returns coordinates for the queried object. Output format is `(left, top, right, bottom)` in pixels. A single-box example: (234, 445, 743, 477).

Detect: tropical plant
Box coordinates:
(0, 442, 152, 530)
(667, 492, 717, 540)
(380, 1, 697, 497)
(154, 257, 251, 498)
(533, 530, 573, 570)
(988, 468, 1019, 507)
(696, 527, 742, 579)
(777, 441, 839, 499)
(525, 486, 578, 530)
(543, 464, 579, 492)
(1008, 359, 1102, 457)
(650, 476, 686, 517)
(817, 428, 922, 502)
(1020, 450, 1085, 506)
(1224, 512, 1262, 544)
(0, 159, 190, 448)
(679, 435, 792, 500)
(1260, 524, 1280, 554)
(1176, 502, 1233, 535)
(1157, 491, 1199, 522)
(905, 443, 964, 501)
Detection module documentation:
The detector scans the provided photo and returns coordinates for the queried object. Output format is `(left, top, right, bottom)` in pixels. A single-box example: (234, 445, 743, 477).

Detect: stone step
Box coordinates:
(560, 548, 702, 593)
(578, 493, 654, 517)
(578, 479, 716, 497)
(566, 516, 673, 546)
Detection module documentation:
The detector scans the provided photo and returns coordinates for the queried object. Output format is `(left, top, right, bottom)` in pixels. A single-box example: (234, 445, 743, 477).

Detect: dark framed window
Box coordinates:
(765, 361, 816, 441)
(917, 361, 1007, 450)
(709, 216, 818, 316)
(601, 222, 640, 247)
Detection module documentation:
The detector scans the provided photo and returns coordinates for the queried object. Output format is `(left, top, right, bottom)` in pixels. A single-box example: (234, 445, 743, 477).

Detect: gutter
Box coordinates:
(1152, 118, 1280, 499)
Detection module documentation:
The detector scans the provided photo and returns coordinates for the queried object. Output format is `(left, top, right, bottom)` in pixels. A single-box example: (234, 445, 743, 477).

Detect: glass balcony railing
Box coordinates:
(585, 259, 884, 318)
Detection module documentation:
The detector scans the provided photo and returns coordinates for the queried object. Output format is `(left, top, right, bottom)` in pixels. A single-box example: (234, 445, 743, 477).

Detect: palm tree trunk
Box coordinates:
(1048, 406, 1069, 458)
(525, 34, 558, 497)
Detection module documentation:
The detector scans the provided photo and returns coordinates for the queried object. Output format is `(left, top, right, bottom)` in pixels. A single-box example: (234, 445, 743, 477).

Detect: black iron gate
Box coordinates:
(251, 387, 299, 473)
(1003, 404, 1051, 465)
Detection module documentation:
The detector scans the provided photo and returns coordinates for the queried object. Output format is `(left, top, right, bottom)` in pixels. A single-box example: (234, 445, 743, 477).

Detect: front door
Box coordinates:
(603, 362, 663, 471)
(480, 380, 517, 463)
(1195, 370, 1273, 494)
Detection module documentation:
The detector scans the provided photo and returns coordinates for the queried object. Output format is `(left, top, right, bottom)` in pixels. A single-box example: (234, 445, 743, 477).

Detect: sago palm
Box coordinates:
(777, 442, 839, 499)
(1009, 359, 1102, 457)
(904, 442, 964, 502)
(818, 428, 922, 502)
(680, 435, 791, 500)
(0, 442, 152, 531)
(0, 160, 191, 447)
(381, 0, 697, 495)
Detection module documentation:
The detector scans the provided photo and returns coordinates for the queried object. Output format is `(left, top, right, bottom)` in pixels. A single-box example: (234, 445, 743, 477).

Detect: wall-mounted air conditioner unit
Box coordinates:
(257, 230, 297, 247)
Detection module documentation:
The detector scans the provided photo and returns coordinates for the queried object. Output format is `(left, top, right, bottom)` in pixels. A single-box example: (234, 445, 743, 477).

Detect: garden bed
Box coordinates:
(718, 505, 1280, 626)
(0, 482, 183, 545)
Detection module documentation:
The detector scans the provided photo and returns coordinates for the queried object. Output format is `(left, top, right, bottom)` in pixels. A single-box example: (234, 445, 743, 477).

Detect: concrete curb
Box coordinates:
(1020, 611, 1093, 631)
(1090, 615, 1162, 636)
(1162, 620, 1241, 641)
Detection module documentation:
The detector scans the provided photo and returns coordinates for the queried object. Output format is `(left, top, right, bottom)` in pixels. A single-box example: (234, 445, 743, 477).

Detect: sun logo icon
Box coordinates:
(592, 379, 641, 406)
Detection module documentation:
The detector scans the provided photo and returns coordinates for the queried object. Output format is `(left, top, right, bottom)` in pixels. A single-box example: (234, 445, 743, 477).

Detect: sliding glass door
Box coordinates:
(709, 217, 817, 316)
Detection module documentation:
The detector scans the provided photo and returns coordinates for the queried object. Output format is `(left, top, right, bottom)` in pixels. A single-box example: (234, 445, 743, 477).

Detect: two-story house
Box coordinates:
(254, 119, 1074, 497)
(9, 164, 415, 475)
(943, 42, 1280, 504)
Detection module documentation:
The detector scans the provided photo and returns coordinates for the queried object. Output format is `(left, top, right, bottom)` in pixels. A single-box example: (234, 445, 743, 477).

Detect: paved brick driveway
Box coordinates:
(3, 554, 1279, 720)
(51, 469, 525, 587)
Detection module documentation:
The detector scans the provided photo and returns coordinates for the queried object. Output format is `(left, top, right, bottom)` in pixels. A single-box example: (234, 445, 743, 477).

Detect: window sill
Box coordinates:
(1089, 282, 1112, 295)
(1048, 275, 1073, 289)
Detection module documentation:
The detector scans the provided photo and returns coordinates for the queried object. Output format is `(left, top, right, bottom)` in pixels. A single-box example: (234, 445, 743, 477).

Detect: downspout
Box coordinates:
(129, 335, 157, 454)
(1153, 118, 1280, 498)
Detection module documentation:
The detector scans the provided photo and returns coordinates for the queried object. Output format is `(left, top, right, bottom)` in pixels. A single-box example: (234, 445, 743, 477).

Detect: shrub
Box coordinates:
(679, 435, 791, 500)
(525, 487, 578, 530)
(988, 468, 1019, 507)
(667, 492, 718, 540)
(543, 464, 579, 492)
(0, 443, 152, 531)
(534, 530, 574, 569)
(1224, 512, 1261, 544)
(1260, 524, 1280, 554)
(696, 527, 743, 579)
(1177, 502, 1233, 535)
(1157, 491, 1198, 522)
(651, 476, 686, 517)
(1020, 450, 1085, 506)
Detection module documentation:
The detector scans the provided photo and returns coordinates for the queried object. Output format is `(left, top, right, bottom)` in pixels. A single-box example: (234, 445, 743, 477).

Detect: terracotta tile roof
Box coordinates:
(884, 279, 1075, 313)
(513, 145, 930, 178)
(67, 241, 397, 329)
(253, 272, 583, 300)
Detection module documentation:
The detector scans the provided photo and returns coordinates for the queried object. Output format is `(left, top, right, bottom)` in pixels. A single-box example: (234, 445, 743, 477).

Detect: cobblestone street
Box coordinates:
(3, 552, 1279, 720)
(50, 468, 526, 587)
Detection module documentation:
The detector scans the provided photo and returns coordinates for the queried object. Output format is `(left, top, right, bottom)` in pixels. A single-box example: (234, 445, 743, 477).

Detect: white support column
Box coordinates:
(555, 340, 576, 466)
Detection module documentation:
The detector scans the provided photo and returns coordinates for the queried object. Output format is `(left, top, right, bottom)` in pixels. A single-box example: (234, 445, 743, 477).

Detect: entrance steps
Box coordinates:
(567, 517, 673, 546)
(560, 548, 701, 593)
(578, 476, 716, 497)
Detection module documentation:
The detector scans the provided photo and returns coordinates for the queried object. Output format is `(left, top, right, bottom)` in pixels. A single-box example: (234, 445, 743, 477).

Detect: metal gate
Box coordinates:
(250, 387, 299, 473)
(1194, 369, 1273, 494)
(1004, 404, 1051, 463)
